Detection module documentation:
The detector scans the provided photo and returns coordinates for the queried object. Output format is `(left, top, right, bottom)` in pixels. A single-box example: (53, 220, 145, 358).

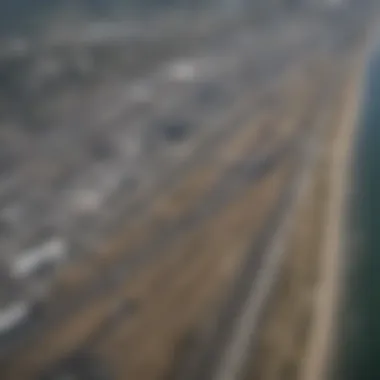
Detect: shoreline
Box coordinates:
(300, 30, 372, 380)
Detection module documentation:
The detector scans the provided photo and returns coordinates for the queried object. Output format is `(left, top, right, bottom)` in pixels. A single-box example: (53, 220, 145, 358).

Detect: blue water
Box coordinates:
(336, 41, 380, 380)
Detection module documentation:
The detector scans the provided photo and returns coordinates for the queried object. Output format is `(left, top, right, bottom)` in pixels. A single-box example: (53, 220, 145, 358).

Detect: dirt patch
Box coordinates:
(1, 156, 293, 380)
(49, 63, 318, 302)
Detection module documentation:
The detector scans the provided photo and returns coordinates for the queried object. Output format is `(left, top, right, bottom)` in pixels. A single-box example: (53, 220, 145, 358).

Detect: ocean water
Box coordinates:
(334, 39, 380, 380)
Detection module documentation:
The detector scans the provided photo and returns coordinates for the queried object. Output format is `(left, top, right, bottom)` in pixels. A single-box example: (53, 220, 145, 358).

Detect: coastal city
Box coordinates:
(0, 1, 376, 379)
